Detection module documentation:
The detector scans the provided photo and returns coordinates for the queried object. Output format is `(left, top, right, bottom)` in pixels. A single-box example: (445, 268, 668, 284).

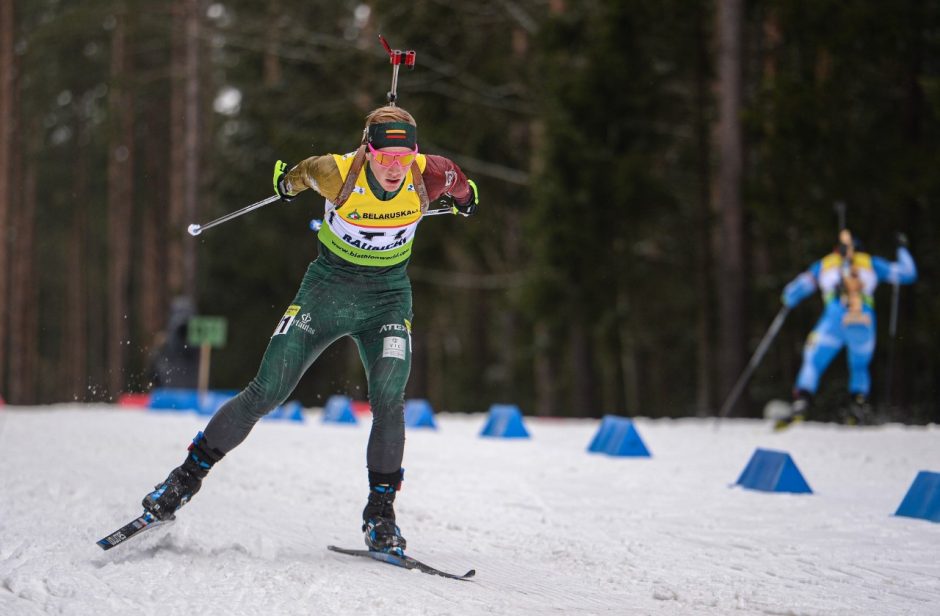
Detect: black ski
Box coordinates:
(327, 545, 475, 580)
(96, 512, 175, 550)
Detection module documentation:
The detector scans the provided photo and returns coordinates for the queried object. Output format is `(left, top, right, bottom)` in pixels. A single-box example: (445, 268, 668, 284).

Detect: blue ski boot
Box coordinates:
(142, 432, 224, 520)
(362, 470, 406, 556)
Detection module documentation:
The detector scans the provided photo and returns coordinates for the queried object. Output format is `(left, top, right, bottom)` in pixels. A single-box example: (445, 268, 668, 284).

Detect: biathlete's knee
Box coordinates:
(235, 376, 294, 421)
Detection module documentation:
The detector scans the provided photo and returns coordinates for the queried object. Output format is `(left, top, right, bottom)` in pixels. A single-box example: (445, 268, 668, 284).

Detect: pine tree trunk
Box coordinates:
(165, 0, 203, 338)
(8, 135, 36, 403)
(67, 160, 88, 400)
(107, 7, 135, 398)
(167, 0, 186, 298)
(6, 148, 21, 402)
(695, 0, 714, 416)
(617, 289, 640, 415)
(533, 320, 556, 417)
(138, 173, 163, 387)
(0, 0, 14, 399)
(568, 314, 596, 417)
(495, 24, 530, 404)
(264, 0, 282, 87)
(711, 0, 746, 416)
(182, 0, 202, 298)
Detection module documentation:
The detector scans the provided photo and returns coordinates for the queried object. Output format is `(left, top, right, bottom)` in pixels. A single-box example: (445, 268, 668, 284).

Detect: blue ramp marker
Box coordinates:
(322, 395, 357, 424)
(480, 404, 530, 439)
(735, 448, 813, 494)
(895, 471, 940, 523)
(587, 415, 651, 457)
(148, 388, 199, 412)
(264, 400, 305, 423)
(196, 390, 238, 416)
(404, 399, 437, 430)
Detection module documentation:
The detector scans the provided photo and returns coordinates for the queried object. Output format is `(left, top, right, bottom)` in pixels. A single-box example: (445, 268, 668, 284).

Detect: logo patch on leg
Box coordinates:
(382, 336, 406, 360)
(272, 304, 301, 337)
(294, 312, 316, 336)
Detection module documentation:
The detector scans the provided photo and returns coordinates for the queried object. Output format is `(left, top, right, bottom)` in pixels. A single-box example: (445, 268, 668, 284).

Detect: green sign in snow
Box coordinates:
(187, 316, 228, 348)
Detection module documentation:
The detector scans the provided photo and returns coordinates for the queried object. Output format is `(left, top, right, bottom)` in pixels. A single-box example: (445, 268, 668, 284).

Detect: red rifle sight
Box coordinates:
(379, 35, 416, 69)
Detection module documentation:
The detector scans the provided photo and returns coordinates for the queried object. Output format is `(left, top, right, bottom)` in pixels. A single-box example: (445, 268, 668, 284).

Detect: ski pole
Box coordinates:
(717, 305, 791, 419)
(424, 205, 469, 217)
(883, 279, 900, 409)
(883, 233, 906, 409)
(187, 194, 280, 236)
(835, 200, 846, 232)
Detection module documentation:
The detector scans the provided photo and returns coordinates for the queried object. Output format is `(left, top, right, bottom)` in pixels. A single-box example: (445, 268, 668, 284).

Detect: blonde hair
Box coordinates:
(361, 106, 417, 143)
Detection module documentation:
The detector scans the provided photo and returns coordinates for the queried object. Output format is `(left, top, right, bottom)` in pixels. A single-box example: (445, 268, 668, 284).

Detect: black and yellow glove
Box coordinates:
(273, 160, 296, 202)
(453, 179, 479, 217)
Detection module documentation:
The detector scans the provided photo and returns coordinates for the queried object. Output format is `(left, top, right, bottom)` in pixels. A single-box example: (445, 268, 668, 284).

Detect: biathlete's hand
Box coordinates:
(273, 160, 295, 202)
(896, 231, 909, 248)
(453, 179, 479, 217)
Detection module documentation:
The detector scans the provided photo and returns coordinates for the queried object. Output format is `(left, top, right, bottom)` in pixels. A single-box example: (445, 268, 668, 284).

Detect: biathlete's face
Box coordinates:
(367, 143, 418, 192)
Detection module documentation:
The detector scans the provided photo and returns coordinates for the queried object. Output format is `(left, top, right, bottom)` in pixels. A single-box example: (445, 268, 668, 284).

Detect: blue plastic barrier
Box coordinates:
(148, 388, 200, 412)
(480, 404, 530, 439)
(194, 390, 238, 416)
(148, 388, 302, 423)
(322, 395, 357, 424)
(735, 448, 813, 494)
(404, 399, 437, 430)
(895, 471, 940, 523)
(587, 415, 651, 457)
(264, 400, 305, 423)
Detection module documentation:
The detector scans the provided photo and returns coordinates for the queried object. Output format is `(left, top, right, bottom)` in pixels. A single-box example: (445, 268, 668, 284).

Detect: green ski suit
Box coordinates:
(202, 150, 474, 476)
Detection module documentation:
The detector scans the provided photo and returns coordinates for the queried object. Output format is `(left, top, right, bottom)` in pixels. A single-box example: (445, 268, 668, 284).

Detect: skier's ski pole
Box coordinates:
(883, 232, 907, 409)
(835, 200, 846, 231)
(187, 194, 280, 236)
(423, 205, 469, 217)
(717, 305, 791, 419)
(883, 278, 900, 409)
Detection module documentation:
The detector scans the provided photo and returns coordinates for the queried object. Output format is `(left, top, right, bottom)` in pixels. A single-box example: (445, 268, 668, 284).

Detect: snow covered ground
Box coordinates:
(1, 405, 939, 616)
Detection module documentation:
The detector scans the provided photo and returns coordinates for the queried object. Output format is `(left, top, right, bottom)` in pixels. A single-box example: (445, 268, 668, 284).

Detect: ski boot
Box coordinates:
(774, 391, 810, 431)
(142, 432, 224, 520)
(362, 469, 406, 556)
(842, 393, 872, 426)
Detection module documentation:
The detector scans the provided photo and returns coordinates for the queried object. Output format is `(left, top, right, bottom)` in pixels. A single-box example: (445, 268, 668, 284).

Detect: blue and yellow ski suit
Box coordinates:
(781, 246, 917, 398)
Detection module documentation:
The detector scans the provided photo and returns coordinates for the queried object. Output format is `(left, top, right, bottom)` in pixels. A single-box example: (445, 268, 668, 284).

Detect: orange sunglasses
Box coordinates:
(367, 142, 419, 168)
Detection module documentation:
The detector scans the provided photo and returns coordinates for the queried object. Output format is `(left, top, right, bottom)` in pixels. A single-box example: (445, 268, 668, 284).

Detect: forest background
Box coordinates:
(0, 0, 937, 423)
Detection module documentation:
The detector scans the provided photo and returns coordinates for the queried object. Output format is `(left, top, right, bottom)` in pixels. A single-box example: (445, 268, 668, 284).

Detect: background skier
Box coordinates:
(774, 230, 917, 429)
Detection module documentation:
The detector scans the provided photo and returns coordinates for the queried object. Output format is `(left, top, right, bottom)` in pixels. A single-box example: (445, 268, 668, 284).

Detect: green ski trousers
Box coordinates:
(203, 248, 413, 474)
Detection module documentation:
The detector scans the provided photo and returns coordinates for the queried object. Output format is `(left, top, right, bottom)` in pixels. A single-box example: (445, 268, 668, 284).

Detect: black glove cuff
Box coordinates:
(276, 177, 296, 202)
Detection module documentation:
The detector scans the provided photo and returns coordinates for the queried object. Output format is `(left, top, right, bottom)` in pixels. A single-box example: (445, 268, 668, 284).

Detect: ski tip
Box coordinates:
(463, 569, 476, 579)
